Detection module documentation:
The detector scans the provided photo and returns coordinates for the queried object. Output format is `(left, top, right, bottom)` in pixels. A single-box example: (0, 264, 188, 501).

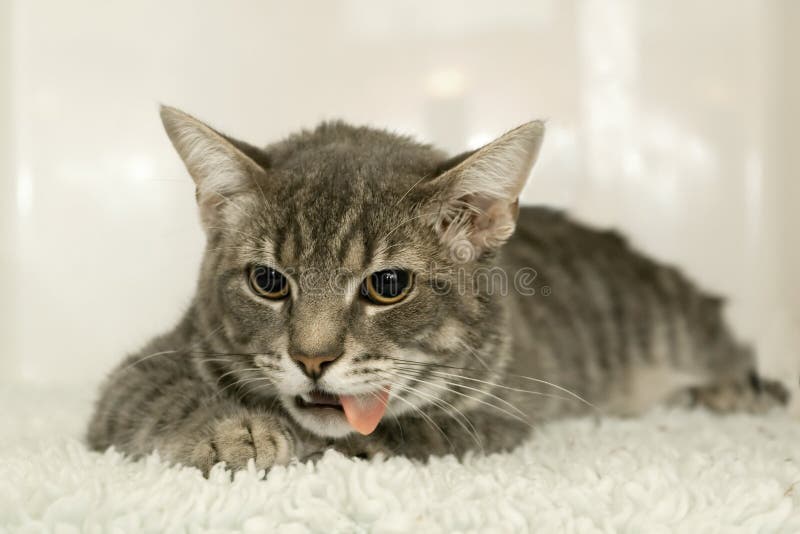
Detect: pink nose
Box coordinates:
(291, 353, 340, 379)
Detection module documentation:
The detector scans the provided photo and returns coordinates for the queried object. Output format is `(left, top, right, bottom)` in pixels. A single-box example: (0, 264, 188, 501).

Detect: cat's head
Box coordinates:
(161, 106, 544, 438)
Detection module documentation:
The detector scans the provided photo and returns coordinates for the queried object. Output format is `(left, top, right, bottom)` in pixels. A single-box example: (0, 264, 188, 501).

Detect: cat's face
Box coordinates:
(161, 107, 543, 438)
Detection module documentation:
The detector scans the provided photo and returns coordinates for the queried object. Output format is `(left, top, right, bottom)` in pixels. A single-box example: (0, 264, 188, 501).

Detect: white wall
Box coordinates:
(2, 0, 798, 387)
(760, 0, 800, 382)
(1, 0, 16, 380)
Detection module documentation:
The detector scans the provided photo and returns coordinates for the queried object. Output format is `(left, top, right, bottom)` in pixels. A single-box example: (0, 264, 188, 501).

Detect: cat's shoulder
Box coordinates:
(515, 206, 627, 245)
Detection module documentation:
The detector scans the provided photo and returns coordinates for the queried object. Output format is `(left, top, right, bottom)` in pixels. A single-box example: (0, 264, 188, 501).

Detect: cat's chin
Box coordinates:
(280, 394, 356, 438)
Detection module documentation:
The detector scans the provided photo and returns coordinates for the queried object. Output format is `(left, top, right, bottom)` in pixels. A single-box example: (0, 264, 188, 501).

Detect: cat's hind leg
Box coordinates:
(662, 365, 791, 414)
(675, 371, 790, 413)
(662, 298, 791, 414)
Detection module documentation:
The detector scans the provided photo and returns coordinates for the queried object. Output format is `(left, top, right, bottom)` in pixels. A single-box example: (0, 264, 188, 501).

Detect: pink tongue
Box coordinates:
(339, 389, 390, 435)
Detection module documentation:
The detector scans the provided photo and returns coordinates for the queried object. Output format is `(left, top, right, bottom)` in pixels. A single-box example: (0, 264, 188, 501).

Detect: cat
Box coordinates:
(87, 106, 789, 474)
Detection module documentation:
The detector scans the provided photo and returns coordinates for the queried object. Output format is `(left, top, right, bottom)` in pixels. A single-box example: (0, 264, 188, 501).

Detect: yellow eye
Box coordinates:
(248, 265, 290, 300)
(361, 269, 413, 305)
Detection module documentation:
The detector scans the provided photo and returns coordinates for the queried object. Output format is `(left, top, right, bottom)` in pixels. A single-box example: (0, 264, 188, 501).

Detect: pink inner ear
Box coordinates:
(461, 194, 520, 250)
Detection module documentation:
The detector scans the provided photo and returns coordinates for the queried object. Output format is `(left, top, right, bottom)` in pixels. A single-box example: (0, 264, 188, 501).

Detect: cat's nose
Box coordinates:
(291, 352, 341, 380)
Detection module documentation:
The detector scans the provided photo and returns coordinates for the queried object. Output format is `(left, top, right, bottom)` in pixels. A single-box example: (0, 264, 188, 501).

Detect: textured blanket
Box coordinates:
(1, 382, 799, 533)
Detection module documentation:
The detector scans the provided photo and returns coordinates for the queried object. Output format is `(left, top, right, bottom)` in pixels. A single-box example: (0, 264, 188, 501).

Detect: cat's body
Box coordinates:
(88, 109, 788, 473)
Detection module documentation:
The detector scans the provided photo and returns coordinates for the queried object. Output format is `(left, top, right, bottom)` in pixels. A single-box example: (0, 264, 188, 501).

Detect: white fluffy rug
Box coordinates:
(1, 382, 799, 533)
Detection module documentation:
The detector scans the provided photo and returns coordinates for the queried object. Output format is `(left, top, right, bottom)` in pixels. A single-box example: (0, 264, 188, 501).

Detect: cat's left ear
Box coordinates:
(426, 121, 545, 260)
(159, 105, 267, 227)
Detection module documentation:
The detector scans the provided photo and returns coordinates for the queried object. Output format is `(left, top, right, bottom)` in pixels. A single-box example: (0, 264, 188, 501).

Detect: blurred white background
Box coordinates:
(0, 0, 797, 389)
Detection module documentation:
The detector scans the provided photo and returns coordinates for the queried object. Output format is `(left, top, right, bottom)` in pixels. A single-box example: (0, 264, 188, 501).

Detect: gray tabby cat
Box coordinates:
(87, 106, 789, 474)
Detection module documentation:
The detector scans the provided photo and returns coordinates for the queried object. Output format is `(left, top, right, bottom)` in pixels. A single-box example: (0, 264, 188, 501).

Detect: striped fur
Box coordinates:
(87, 108, 789, 475)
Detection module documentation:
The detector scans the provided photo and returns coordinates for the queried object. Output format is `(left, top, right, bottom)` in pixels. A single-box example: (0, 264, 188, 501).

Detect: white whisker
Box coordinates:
(380, 374, 483, 452)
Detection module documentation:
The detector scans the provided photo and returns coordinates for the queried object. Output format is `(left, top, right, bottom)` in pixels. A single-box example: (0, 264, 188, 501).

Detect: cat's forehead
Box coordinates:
(264, 185, 428, 273)
(242, 123, 446, 270)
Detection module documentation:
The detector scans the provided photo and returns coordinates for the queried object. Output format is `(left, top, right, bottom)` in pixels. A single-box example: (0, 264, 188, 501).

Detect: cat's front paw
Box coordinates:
(189, 412, 294, 475)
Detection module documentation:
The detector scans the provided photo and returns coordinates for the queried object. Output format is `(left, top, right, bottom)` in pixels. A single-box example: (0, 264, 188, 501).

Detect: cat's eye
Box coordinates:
(361, 269, 413, 305)
(248, 265, 290, 300)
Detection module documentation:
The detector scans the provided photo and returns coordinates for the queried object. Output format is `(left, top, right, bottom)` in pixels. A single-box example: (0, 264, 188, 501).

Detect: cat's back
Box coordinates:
(503, 205, 724, 331)
(502, 206, 648, 281)
(500, 206, 747, 409)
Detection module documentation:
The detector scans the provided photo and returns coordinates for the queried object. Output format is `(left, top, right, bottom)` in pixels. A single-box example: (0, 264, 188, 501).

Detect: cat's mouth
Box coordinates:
(293, 387, 391, 435)
(295, 390, 344, 411)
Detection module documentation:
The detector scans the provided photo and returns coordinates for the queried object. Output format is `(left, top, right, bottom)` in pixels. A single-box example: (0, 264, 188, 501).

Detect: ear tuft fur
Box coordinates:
(428, 121, 545, 261)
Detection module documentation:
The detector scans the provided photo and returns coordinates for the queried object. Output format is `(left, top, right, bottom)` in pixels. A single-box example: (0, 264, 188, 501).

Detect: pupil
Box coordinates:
(256, 267, 284, 293)
(374, 269, 406, 297)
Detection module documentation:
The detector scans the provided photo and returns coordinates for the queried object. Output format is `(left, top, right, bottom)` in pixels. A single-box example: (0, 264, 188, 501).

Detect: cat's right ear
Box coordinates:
(159, 105, 266, 227)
